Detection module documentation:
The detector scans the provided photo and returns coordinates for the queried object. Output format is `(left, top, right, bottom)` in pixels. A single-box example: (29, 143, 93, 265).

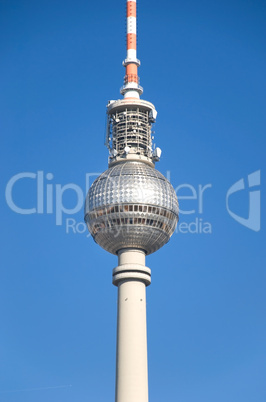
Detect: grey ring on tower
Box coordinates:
(84, 161, 179, 255)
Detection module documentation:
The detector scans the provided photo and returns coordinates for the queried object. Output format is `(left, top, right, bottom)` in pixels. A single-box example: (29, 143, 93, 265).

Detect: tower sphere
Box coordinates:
(84, 161, 179, 255)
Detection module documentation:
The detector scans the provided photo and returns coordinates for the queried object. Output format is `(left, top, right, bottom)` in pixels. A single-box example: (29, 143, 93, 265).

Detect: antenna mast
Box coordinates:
(121, 0, 143, 98)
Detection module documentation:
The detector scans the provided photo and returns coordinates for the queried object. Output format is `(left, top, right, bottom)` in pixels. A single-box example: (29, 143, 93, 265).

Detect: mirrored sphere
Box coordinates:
(84, 161, 179, 255)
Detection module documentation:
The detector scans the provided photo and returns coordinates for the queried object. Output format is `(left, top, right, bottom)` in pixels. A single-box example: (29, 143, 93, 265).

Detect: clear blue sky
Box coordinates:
(1, 0, 265, 401)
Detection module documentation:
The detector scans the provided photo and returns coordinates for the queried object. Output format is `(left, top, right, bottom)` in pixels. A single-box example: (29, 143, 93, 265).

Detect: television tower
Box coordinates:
(84, 1, 179, 401)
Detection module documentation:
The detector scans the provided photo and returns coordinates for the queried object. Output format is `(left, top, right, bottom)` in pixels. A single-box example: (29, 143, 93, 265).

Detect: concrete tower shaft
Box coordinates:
(113, 249, 150, 402)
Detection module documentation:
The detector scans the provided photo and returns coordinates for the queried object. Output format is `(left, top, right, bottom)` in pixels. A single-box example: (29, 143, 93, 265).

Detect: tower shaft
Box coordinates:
(113, 249, 151, 402)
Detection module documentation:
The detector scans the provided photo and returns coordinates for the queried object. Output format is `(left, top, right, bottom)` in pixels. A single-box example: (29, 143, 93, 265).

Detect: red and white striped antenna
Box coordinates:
(120, 0, 143, 99)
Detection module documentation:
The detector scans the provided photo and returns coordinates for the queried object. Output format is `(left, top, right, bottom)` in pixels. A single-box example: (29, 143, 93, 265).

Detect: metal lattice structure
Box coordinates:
(105, 98, 157, 166)
(107, 108, 152, 158)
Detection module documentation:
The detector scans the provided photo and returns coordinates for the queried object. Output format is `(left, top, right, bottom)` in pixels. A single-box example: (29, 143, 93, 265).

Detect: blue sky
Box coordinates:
(1, 0, 265, 401)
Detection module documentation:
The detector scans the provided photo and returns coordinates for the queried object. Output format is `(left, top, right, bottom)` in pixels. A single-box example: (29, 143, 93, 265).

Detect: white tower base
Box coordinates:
(113, 249, 151, 402)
